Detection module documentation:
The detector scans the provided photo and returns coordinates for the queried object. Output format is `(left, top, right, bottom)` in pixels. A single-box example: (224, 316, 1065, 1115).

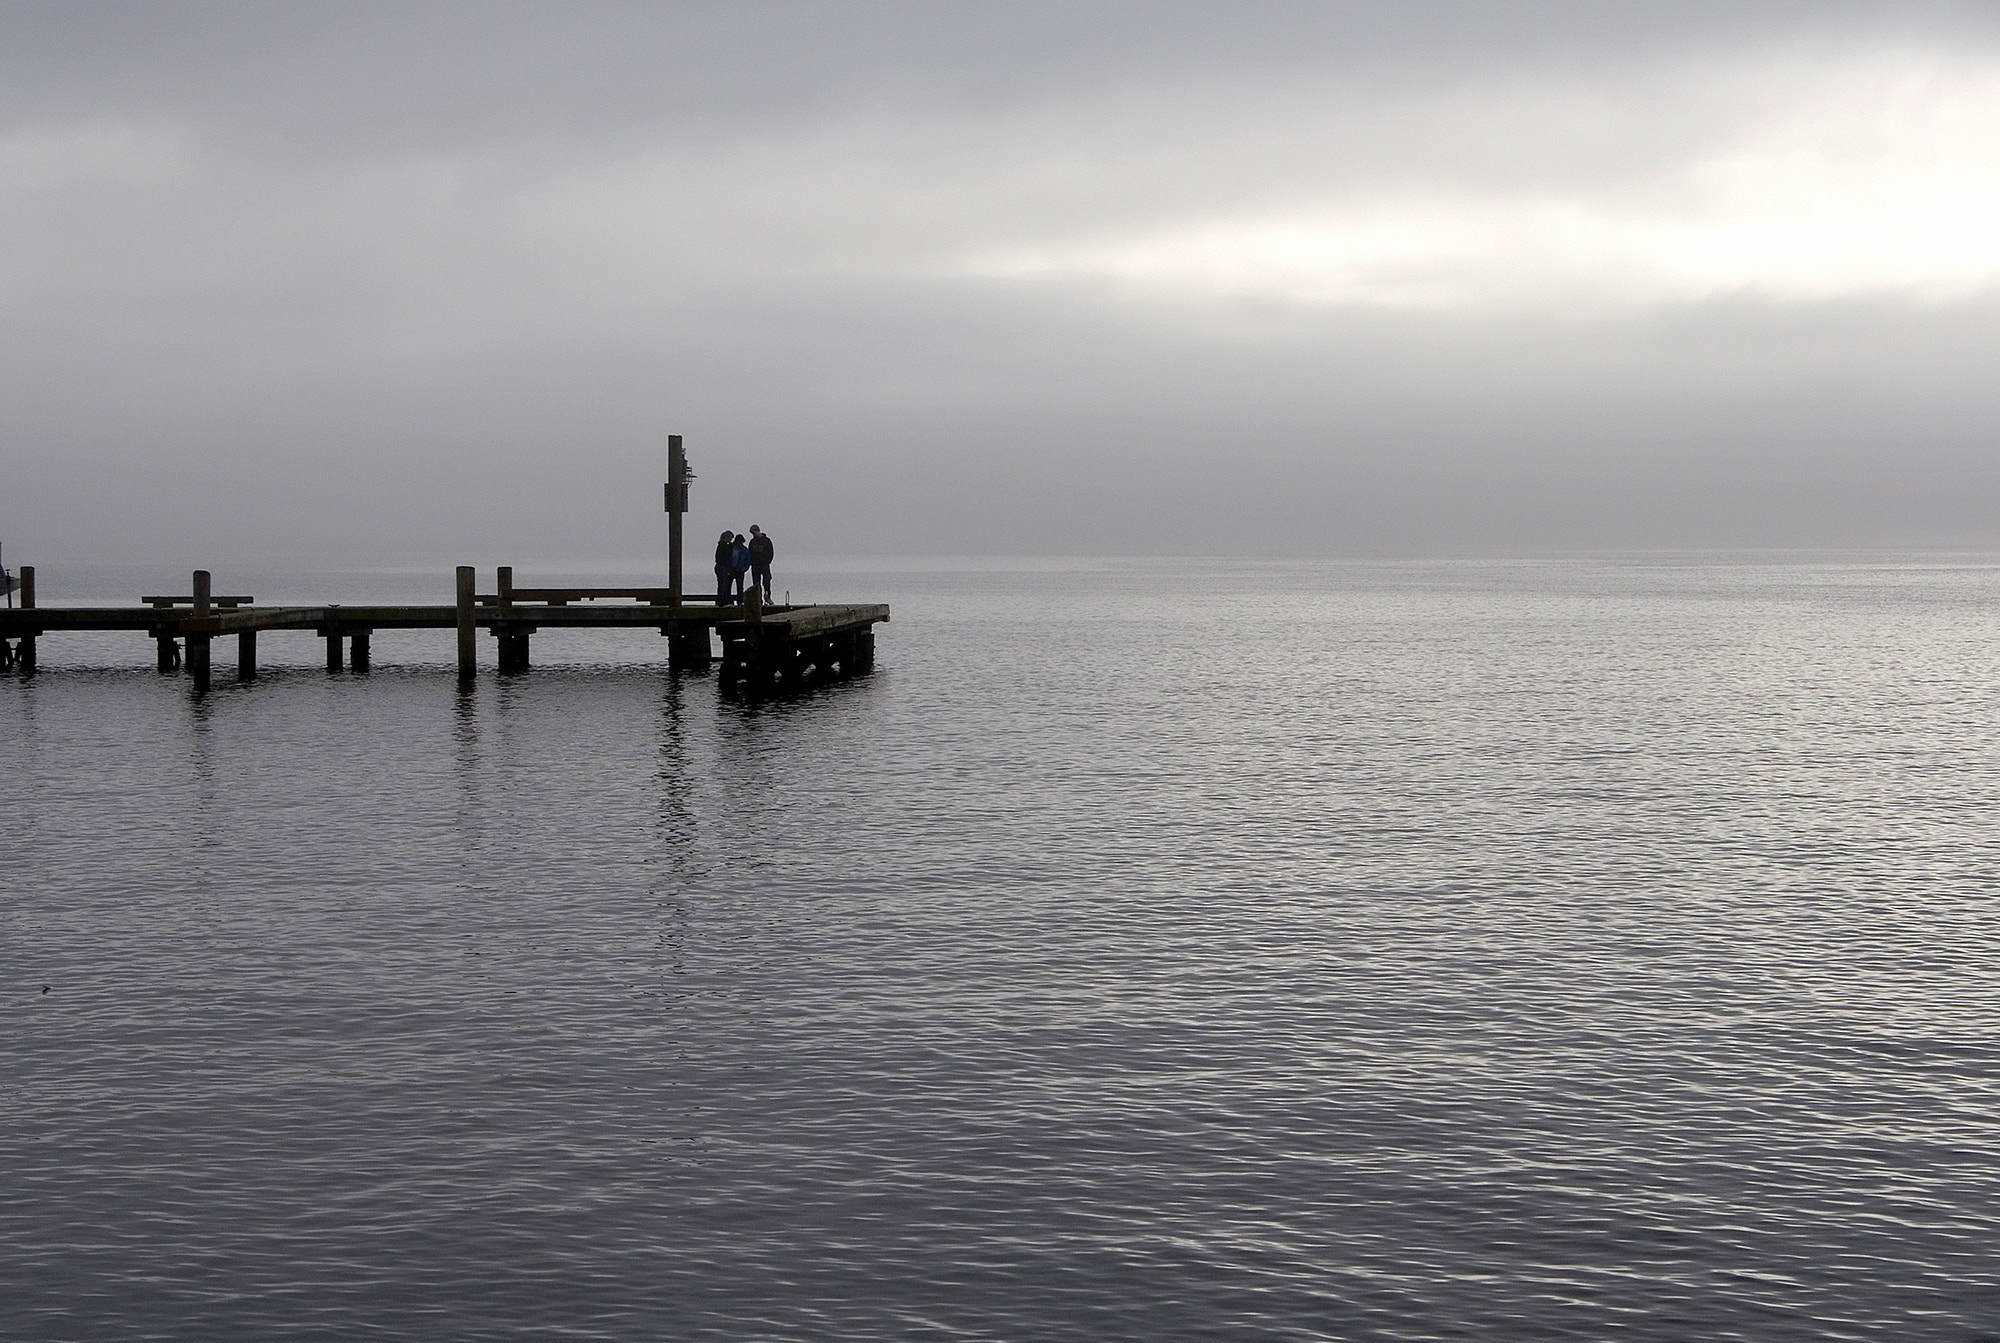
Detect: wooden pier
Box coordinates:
(0, 439, 887, 694)
(0, 563, 887, 694)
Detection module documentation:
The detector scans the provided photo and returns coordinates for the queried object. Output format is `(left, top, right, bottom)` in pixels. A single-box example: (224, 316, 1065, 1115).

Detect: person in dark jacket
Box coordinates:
(730, 534, 751, 599)
(747, 525, 775, 603)
(714, 530, 736, 604)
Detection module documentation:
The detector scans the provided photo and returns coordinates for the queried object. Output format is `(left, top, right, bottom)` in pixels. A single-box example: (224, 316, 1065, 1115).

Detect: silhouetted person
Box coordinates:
(714, 530, 736, 604)
(748, 525, 775, 603)
(730, 534, 752, 599)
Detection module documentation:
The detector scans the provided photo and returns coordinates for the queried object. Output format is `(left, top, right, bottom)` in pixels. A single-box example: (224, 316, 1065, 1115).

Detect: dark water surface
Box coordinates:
(6, 556, 2000, 1341)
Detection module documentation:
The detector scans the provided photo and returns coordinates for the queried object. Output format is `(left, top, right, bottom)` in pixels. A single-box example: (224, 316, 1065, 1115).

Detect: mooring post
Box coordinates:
(237, 631, 257, 681)
(456, 566, 476, 681)
(17, 566, 34, 674)
(324, 621, 344, 672)
(498, 566, 513, 607)
(351, 628, 370, 672)
(187, 570, 212, 692)
(744, 585, 762, 625)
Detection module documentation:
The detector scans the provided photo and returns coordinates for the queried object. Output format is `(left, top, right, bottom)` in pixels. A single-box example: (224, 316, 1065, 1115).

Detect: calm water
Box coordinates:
(5, 556, 2000, 1341)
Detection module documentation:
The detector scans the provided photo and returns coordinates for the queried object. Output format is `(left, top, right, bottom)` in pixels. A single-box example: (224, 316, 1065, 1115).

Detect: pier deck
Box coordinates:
(0, 565, 887, 693)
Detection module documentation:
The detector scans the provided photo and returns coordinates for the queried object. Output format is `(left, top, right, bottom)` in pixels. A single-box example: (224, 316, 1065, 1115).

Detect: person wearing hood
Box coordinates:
(714, 530, 737, 604)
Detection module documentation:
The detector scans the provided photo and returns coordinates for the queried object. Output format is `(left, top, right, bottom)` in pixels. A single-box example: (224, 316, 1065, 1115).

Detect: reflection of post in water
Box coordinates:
(185, 687, 218, 812)
(654, 673, 696, 863)
(451, 681, 486, 856)
(650, 673, 699, 989)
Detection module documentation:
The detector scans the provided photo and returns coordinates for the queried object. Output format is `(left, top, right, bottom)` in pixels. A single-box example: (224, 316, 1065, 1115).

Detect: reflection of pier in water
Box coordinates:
(0, 563, 887, 695)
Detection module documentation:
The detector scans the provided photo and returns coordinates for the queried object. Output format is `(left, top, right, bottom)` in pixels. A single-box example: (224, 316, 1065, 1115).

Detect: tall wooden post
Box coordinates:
(666, 435, 687, 608)
(456, 566, 476, 681)
(237, 631, 257, 681)
(351, 629, 370, 672)
(188, 570, 211, 692)
(17, 565, 33, 674)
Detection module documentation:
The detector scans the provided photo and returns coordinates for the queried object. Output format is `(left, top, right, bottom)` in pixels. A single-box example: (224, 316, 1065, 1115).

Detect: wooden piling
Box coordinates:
(187, 570, 210, 691)
(18, 565, 34, 674)
(667, 623, 710, 670)
(324, 625, 344, 672)
(495, 626, 531, 673)
(455, 566, 476, 680)
(493, 569, 525, 672)
(237, 631, 257, 681)
(351, 629, 370, 672)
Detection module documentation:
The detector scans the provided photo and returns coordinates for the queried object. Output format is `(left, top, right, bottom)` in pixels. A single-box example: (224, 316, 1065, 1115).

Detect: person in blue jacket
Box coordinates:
(730, 534, 752, 600)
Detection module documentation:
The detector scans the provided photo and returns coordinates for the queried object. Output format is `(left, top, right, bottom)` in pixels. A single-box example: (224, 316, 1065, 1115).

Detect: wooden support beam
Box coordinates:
(143, 596, 254, 609)
(324, 625, 344, 672)
(498, 566, 513, 607)
(155, 634, 179, 673)
(351, 629, 370, 672)
(456, 566, 476, 681)
(484, 587, 698, 604)
(192, 570, 211, 618)
(237, 631, 256, 681)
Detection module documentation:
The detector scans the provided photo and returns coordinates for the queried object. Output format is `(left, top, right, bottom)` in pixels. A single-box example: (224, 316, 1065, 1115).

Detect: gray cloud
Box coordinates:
(4, 1, 1999, 565)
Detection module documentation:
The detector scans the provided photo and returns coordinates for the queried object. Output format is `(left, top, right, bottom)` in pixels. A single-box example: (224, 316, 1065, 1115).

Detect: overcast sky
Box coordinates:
(5, 1, 1999, 564)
